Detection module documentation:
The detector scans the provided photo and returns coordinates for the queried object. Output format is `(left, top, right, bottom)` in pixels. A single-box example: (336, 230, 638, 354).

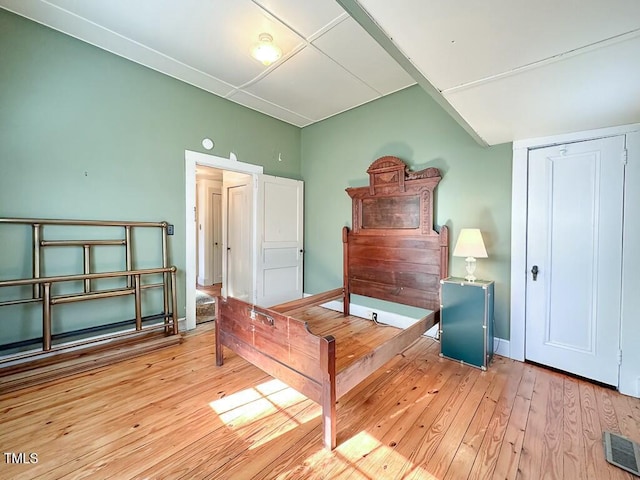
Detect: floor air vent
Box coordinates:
(603, 431, 640, 477)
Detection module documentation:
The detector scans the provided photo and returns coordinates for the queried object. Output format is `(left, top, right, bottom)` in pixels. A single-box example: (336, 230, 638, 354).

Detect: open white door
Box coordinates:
(255, 175, 304, 307)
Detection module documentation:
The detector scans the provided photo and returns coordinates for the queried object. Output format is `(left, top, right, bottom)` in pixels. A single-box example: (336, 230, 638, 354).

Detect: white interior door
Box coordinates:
(525, 136, 625, 385)
(212, 192, 222, 284)
(226, 183, 251, 301)
(255, 175, 304, 307)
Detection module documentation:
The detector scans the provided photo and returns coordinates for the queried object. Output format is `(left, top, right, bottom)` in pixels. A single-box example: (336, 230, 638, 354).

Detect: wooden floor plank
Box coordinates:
(18, 357, 270, 479)
(440, 357, 516, 480)
(561, 377, 586, 480)
(610, 390, 640, 441)
(580, 382, 614, 480)
(1, 338, 223, 451)
(465, 356, 524, 480)
(628, 394, 640, 430)
(333, 356, 460, 479)
(516, 368, 565, 480)
(424, 360, 502, 479)
(397, 366, 482, 480)
(238, 338, 439, 480)
(490, 363, 536, 480)
(1, 321, 639, 480)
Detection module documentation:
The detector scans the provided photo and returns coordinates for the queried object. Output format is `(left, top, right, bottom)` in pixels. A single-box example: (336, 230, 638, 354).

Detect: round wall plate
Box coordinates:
(202, 138, 214, 150)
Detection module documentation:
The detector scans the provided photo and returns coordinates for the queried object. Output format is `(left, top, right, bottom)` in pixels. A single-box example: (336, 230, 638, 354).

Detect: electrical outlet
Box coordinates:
(167, 224, 174, 235)
(372, 312, 378, 322)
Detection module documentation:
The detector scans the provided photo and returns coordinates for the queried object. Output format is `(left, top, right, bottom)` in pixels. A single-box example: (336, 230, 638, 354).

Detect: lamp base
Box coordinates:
(464, 256, 477, 282)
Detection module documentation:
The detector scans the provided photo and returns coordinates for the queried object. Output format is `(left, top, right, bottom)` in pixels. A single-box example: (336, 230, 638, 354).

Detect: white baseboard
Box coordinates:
(197, 276, 212, 286)
(306, 293, 510, 352)
(314, 297, 439, 338)
(319, 299, 413, 328)
(494, 337, 510, 358)
(178, 317, 189, 331)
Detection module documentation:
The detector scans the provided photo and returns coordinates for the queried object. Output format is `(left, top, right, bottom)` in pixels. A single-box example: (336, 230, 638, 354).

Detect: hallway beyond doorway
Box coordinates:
(196, 283, 220, 324)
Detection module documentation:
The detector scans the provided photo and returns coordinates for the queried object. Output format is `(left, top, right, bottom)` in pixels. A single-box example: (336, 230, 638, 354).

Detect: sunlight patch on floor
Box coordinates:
(209, 378, 320, 448)
(329, 431, 439, 480)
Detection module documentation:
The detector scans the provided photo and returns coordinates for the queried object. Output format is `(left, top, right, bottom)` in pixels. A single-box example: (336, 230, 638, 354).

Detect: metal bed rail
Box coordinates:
(0, 218, 179, 364)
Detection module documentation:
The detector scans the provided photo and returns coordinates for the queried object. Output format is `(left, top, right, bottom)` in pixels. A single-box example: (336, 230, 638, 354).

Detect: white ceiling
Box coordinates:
(344, 0, 640, 145)
(0, 0, 414, 128)
(2, 0, 639, 145)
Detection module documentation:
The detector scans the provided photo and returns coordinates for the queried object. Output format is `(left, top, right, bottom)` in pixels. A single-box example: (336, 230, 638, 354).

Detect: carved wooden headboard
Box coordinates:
(342, 156, 449, 316)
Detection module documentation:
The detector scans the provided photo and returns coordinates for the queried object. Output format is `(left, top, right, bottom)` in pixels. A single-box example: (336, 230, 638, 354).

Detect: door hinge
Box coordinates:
(622, 149, 628, 165)
(618, 349, 623, 365)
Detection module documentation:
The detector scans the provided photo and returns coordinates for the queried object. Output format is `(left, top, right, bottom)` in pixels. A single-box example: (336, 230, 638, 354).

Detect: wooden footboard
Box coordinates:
(215, 296, 338, 449)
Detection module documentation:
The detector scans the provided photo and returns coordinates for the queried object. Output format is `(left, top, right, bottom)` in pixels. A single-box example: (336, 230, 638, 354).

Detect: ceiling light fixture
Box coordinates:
(251, 33, 281, 66)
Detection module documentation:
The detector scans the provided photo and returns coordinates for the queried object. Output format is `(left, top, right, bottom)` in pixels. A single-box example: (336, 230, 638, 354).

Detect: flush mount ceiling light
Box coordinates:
(251, 33, 282, 66)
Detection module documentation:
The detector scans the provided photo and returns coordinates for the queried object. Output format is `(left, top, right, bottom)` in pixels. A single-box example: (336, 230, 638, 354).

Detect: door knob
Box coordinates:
(531, 265, 539, 281)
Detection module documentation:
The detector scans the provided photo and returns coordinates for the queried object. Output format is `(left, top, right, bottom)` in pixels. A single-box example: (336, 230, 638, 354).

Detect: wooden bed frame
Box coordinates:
(215, 156, 449, 449)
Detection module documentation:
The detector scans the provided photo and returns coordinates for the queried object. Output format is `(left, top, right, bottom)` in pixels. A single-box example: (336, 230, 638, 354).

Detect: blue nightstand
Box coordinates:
(440, 277, 494, 370)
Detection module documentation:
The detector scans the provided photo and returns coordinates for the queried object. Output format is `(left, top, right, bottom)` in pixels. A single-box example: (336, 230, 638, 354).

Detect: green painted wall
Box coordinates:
(0, 10, 301, 346)
(301, 86, 513, 339)
(0, 9, 513, 346)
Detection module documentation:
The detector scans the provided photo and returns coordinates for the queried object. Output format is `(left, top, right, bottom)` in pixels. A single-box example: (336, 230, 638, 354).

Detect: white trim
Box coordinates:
(513, 123, 640, 150)
(319, 298, 426, 330)
(509, 146, 528, 361)
(196, 275, 213, 286)
(185, 150, 263, 331)
(494, 338, 511, 358)
(510, 123, 639, 364)
(310, 294, 511, 357)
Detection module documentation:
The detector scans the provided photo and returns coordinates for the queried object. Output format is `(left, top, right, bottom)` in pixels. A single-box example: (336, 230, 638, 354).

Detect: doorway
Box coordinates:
(195, 166, 252, 323)
(212, 192, 222, 285)
(185, 151, 263, 331)
(185, 150, 305, 330)
(196, 165, 222, 289)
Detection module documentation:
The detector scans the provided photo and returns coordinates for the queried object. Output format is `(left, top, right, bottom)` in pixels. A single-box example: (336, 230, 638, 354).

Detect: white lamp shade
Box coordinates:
(453, 228, 488, 258)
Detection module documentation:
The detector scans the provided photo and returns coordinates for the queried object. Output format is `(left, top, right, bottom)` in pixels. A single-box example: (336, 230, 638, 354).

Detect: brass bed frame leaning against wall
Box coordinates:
(0, 218, 179, 364)
(215, 156, 449, 450)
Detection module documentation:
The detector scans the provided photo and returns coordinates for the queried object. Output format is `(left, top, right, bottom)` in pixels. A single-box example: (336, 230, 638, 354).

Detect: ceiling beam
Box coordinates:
(336, 0, 489, 147)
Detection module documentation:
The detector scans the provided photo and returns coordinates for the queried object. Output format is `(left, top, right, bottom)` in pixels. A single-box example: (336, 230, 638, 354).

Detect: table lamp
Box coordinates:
(453, 228, 488, 282)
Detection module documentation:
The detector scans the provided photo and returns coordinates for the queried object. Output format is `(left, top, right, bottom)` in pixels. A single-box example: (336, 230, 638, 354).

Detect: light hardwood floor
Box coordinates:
(1, 318, 639, 479)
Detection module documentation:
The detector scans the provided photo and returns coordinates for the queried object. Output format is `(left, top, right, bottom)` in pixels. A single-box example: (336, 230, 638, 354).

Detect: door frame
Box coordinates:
(185, 150, 263, 331)
(510, 123, 639, 363)
(211, 192, 222, 285)
(196, 177, 221, 286)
